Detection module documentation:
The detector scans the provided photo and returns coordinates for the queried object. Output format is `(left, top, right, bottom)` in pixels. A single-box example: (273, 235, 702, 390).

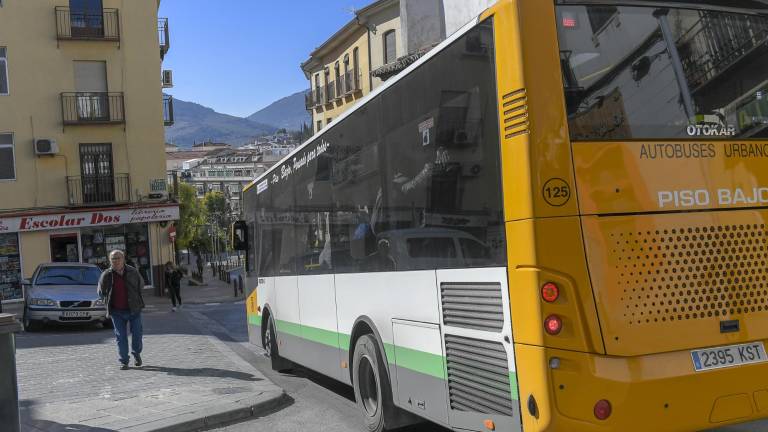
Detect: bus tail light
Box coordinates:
(594, 399, 612, 420)
(541, 282, 560, 302)
(544, 315, 562, 335)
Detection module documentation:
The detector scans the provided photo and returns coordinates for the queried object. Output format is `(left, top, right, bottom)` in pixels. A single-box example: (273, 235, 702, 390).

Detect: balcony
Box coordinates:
(159, 18, 170, 59)
(305, 87, 326, 109)
(67, 174, 131, 207)
(163, 95, 175, 126)
(61, 92, 125, 125)
(55, 7, 120, 42)
(325, 81, 336, 105)
(339, 70, 362, 95)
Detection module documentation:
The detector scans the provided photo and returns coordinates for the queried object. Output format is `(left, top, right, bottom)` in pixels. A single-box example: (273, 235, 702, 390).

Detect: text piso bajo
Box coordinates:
(658, 188, 768, 209)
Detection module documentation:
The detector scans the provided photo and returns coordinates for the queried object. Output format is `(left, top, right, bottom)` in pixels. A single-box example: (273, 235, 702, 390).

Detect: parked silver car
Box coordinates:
(21, 263, 109, 331)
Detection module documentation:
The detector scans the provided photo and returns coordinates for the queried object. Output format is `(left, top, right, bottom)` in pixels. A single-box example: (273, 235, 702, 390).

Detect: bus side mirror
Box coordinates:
(232, 221, 248, 251)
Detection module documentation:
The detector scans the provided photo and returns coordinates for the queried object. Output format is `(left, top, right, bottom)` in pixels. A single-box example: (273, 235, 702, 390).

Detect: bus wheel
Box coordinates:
(353, 334, 396, 432)
(264, 315, 277, 358)
(264, 315, 292, 371)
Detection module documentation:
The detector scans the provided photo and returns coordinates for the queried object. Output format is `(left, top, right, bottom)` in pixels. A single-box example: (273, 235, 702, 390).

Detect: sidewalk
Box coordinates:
(146, 265, 245, 310)
(14, 266, 284, 432)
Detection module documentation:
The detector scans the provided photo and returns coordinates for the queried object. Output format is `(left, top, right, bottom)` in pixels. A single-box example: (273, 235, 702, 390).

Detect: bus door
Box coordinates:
(298, 274, 342, 380)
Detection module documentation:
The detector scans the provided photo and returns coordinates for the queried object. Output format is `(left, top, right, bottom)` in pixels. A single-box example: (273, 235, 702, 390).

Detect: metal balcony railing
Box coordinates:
(678, 12, 768, 90)
(163, 94, 175, 126)
(67, 174, 131, 207)
(339, 70, 362, 96)
(159, 18, 170, 59)
(61, 92, 125, 125)
(56, 7, 120, 41)
(325, 81, 336, 104)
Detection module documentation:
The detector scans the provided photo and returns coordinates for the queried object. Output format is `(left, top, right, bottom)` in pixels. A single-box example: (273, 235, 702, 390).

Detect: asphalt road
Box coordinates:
(195, 302, 449, 432)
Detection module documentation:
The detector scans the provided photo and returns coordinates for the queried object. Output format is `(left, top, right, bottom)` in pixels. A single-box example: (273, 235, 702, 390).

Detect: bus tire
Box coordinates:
(265, 314, 292, 372)
(353, 334, 397, 432)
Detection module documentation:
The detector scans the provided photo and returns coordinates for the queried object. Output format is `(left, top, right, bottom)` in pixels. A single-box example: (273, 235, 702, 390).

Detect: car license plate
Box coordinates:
(62, 311, 90, 318)
(691, 342, 767, 372)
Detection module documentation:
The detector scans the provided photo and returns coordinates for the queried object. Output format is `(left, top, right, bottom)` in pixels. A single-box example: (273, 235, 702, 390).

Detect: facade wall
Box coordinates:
(0, 0, 176, 299)
(0, 0, 167, 209)
(442, 0, 496, 35)
(368, 3, 403, 90)
(305, 27, 370, 134)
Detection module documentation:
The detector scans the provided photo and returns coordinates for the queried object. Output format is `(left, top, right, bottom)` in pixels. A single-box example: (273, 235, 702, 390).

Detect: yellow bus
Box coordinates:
(239, 1, 768, 430)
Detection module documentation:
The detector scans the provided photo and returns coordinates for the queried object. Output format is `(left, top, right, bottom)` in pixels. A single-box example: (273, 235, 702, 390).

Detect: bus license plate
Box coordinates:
(62, 311, 89, 318)
(691, 342, 767, 372)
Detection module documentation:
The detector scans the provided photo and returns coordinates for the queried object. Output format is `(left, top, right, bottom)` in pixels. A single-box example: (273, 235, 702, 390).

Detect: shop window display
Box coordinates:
(81, 224, 152, 284)
(0, 233, 21, 300)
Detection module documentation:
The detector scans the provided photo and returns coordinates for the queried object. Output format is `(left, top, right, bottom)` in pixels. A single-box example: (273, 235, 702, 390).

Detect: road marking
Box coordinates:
(204, 303, 221, 306)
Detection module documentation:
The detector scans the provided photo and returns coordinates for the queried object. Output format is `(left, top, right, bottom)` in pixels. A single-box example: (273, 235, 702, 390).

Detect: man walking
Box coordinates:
(98, 250, 146, 370)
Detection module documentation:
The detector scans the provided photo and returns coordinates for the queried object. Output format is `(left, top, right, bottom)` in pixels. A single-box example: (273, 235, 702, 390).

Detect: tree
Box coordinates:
(202, 191, 230, 251)
(175, 183, 208, 254)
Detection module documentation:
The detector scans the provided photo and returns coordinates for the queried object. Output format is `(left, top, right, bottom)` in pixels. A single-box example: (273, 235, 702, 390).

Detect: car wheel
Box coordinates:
(353, 334, 397, 432)
(22, 306, 40, 332)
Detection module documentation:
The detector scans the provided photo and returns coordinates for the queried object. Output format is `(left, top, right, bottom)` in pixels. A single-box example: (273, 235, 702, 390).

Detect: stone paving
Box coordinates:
(13, 267, 284, 432)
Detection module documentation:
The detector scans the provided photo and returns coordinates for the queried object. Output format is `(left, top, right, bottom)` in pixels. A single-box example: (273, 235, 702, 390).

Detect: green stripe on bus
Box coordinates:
(388, 343, 446, 380)
(300, 325, 341, 348)
(247, 314, 261, 326)
(509, 371, 519, 401)
(276, 320, 302, 337)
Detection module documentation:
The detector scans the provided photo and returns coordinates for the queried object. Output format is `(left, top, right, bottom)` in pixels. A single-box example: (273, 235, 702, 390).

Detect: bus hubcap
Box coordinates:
(358, 355, 379, 417)
(264, 324, 272, 356)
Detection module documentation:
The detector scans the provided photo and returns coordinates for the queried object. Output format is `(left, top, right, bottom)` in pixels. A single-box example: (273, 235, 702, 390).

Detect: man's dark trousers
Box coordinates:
(110, 309, 143, 365)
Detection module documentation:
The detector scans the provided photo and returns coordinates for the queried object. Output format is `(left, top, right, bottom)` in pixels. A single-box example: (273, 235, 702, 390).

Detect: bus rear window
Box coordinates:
(556, 5, 768, 141)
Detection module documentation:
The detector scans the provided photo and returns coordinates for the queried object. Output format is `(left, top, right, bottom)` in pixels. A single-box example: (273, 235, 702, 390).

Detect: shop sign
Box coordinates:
(0, 205, 180, 234)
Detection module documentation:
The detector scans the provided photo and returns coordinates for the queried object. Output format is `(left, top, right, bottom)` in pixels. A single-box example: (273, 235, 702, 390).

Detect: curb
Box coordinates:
(121, 391, 291, 432)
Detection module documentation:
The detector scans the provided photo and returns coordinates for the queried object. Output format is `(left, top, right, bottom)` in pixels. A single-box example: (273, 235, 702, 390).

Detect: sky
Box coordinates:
(159, 0, 373, 118)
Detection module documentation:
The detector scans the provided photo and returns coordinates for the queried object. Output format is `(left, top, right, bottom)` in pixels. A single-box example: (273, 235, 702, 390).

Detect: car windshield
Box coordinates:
(35, 267, 101, 286)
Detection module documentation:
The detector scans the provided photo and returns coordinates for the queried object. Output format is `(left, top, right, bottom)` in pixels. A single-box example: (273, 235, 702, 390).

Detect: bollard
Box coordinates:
(0, 313, 22, 432)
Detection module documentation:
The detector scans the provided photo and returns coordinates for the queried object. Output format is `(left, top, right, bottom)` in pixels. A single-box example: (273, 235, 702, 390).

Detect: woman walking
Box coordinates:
(164, 261, 183, 311)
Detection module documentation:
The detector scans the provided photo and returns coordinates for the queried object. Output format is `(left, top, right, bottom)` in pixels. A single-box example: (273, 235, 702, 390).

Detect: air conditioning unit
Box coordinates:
(147, 191, 168, 201)
(162, 70, 173, 88)
(34, 139, 59, 156)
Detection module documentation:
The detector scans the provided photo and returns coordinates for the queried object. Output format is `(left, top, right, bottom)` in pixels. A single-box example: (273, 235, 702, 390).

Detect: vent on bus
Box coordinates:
(614, 224, 768, 325)
(441, 282, 504, 332)
(501, 88, 529, 139)
(445, 335, 514, 415)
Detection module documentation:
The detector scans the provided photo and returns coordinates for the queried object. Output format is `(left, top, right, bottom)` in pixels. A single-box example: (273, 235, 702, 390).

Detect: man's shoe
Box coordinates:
(120, 363, 130, 370)
(172, 307, 177, 312)
(134, 353, 143, 367)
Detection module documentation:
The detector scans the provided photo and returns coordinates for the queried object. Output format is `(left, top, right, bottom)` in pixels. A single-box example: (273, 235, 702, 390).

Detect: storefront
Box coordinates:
(0, 204, 179, 301)
(0, 233, 22, 301)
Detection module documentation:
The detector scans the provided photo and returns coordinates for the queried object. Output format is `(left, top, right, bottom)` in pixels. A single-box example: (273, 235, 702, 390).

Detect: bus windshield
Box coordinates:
(557, 4, 768, 140)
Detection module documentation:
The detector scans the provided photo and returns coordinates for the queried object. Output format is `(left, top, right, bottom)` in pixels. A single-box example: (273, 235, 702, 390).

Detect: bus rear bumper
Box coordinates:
(515, 343, 768, 432)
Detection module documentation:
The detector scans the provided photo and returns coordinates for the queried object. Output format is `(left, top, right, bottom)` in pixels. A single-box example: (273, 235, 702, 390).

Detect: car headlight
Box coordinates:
(94, 299, 105, 307)
(30, 298, 56, 306)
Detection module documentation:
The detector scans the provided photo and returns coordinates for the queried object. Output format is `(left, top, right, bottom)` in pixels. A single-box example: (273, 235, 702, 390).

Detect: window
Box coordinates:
(0, 133, 15, 180)
(79, 143, 114, 203)
(384, 30, 397, 64)
(587, 6, 618, 34)
(316, 120, 323, 132)
(327, 117, 332, 124)
(0, 47, 8, 95)
(558, 5, 768, 140)
(353, 47, 360, 87)
(334, 61, 341, 95)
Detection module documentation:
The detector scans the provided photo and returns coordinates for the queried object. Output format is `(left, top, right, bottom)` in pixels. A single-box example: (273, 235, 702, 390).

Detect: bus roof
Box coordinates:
(243, 11, 485, 194)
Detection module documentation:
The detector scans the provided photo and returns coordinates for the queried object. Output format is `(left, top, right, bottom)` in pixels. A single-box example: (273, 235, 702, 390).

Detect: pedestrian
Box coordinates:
(196, 254, 204, 279)
(165, 261, 183, 311)
(97, 250, 145, 370)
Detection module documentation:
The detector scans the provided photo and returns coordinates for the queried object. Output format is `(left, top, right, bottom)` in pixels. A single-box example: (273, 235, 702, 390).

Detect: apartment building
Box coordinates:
(302, 0, 498, 135)
(0, 0, 177, 301)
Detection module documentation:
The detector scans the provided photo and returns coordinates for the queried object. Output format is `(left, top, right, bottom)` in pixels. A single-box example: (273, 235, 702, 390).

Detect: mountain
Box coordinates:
(165, 98, 277, 147)
(247, 90, 311, 132)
